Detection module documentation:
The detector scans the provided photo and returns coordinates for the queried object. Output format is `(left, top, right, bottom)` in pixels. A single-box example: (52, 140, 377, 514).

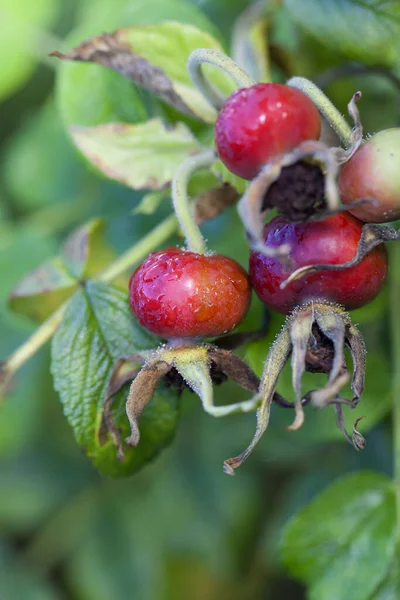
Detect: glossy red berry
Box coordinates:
(215, 83, 321, 180)
(129, 248, 251, 339)
(339, 129, 400, 223)
(249, 213, 388, 314)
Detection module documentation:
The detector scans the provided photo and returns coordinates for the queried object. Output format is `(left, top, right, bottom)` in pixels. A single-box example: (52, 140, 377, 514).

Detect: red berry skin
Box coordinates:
(339, 129, 400, 223)
(215, 83, 321, 180)
(129, 248, 251, 339)
(249, 214, 388, 314)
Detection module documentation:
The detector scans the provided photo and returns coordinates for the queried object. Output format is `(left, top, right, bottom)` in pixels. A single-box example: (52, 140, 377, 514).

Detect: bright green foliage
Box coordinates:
(285, 0, 400, 67)
(1, 0, 400, 597)
(56, 0, 222, 130)
(51, 281, 179, 476)
(281, 472, 397, 600)
(70, 120, 205, 190)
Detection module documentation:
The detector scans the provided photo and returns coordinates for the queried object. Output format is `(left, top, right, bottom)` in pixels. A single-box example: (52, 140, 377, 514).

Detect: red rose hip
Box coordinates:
(215, 83, 321, 180)
(249, 213, 388, 314)
(130, 248, 251, 339)
(339, 128, 400, 223)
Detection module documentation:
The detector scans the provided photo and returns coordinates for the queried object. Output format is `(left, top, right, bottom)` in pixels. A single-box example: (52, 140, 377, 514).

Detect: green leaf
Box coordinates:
(374, 559, 400, 599)
(284, 0, 400, 67)
(9, 219, 116, 322)
(61, 218, 115, 280)
(281, 472, 396, 600)
(56, 22, 236, 124)
(70, 119, 204, 190)
(0, 226, 58, 331)
(51, 281, 179, 477)
(0, 0, 59, 100)
(9, 257, 77, 324)
(56, 0, 222, 130)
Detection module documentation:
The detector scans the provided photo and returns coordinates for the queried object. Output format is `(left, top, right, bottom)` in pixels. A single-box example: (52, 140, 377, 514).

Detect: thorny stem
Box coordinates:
(390, 243, 400, 542)
(287, 76, 353, 147)
(171, 149, 217, 254)
(1, 213, 181, 393)
(187, 49, 255, 112)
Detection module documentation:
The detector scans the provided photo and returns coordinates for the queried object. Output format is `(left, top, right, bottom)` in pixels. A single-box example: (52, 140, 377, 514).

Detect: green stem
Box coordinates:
(172, 149, 216, 254)
(390, 243, 400, 542)
(187, 49, 255, 111)
(1, 213, 180, 390)
(287, 76, 353, 147)
(99, 212, 178, 281)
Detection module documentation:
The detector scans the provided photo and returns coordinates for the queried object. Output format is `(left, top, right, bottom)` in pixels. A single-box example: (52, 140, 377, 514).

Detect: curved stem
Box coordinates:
(390, 243, 400, 542)
(287, 76, 353, 147)
(172, 149, 217, 254)
(187, 49, 255, 111)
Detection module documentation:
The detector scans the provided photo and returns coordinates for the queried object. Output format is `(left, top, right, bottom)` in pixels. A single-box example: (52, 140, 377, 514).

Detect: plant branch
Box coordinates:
(172, 150, 216, 254)
(287, 76, 353, 147)
(187, 49, 255, 111)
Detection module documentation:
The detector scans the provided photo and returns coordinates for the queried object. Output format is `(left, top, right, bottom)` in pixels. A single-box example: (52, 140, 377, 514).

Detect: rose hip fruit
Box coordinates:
(249, 213, 388, 314)
(215, 83, 321, 180)
(130, 248, 251, 339)
(339, 129, 400, 223)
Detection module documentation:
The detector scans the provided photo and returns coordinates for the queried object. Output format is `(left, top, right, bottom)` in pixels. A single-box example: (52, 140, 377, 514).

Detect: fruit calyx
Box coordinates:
(223, 301, 367, 475)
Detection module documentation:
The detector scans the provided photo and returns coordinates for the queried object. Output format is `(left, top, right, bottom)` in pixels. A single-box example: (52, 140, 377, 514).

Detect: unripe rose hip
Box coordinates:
(339, 129, 400, 223)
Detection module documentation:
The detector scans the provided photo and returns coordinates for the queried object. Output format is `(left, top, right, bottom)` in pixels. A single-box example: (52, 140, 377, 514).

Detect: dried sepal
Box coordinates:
(352, 416, 367, 450)
(207, 347, 260, 393)
(103, 340, 267, 460)
(223, 301, 367, 475)
(332, 91, 363, 163)
(223, 326, 291, 475)
(282, 223, 399, 288)
(288, 310, 313, 430)
(102, 352, 151, 460)
(346, 324, 366, 401)
(125, 359, 172, 447)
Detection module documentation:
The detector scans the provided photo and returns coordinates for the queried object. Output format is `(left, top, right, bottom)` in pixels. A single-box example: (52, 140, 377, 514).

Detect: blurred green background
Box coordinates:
(0, 0, 397, 598)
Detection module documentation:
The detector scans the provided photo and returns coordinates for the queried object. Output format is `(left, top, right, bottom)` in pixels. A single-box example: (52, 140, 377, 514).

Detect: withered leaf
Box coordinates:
(51, 22, 235, 122)
(52, 32, 197, 118)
